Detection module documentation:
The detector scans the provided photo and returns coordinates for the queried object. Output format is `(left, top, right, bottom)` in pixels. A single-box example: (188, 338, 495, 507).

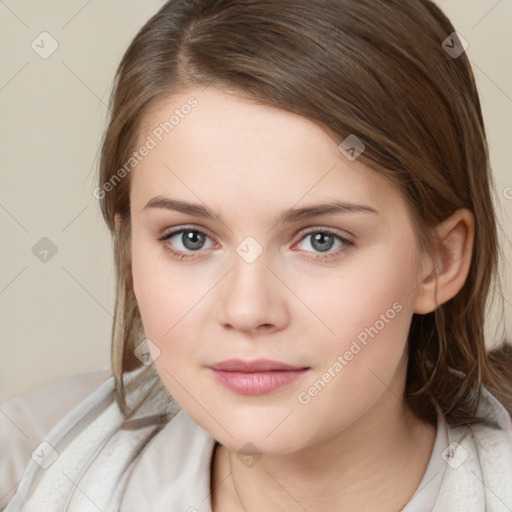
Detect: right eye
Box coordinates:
(158, 227, 216, 260)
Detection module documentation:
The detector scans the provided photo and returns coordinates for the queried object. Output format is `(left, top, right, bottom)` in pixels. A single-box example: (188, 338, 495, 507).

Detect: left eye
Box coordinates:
(295, 231, 345, 254)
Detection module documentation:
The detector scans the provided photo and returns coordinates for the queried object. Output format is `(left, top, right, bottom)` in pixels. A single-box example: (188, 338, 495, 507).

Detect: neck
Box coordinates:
(211, 365, 437, 512)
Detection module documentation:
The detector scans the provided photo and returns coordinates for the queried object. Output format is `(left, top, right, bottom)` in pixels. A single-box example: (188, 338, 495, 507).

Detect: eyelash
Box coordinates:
(157, 226, 355, 262)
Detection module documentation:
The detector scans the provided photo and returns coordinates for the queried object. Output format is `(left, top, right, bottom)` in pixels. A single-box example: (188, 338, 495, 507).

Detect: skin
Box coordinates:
(128, 87, 475, 511)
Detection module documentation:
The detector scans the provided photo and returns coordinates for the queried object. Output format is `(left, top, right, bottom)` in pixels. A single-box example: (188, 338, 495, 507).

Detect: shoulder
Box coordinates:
(435, 388, 512, 511)
(0, 368, 111, 508)
(470, 388, 512, 505)
(2, 364, 185, 511)
(470, 386, 512, 462)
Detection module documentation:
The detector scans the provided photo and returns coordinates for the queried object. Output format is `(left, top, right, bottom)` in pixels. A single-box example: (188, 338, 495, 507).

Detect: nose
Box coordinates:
(217, 251, 289, 334)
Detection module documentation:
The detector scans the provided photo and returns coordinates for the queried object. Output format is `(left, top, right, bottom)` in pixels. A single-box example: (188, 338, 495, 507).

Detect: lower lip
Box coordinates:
(209, 368, 309, 395)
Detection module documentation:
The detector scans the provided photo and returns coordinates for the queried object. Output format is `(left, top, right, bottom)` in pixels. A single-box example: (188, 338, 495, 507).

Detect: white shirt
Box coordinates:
(1, 364, 511, 511)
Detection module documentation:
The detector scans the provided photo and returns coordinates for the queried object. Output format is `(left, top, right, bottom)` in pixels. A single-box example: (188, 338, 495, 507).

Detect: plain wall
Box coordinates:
(1, 0, 511, 400)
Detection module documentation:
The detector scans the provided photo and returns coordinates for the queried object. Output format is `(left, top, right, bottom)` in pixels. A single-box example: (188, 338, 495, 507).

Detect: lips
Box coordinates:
(209, 358, 307, 372)
(208, 359, 310, 395)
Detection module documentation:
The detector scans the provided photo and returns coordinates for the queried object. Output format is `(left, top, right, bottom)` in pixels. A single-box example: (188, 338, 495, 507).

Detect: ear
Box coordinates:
(413, 208, 475, 315)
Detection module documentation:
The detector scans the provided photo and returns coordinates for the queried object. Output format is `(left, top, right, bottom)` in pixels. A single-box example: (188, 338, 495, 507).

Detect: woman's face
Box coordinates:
(129, 87, 430, 454)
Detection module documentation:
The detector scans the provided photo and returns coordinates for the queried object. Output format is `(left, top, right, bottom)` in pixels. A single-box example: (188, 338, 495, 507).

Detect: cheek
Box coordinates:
(292, 248, 419, 406)
(299, 247, 419, 351)
(131, 239, 182, 340)
(288, 266, 416, 440)
(131, 241, 215, 364)
(133, 267, 197, 340)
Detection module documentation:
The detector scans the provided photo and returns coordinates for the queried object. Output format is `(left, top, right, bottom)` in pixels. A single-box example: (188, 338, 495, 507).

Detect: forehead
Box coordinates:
(131, 87, 404, 219)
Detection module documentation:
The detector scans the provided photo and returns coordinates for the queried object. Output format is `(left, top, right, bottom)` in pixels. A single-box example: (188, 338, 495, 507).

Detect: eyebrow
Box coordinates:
(143, 196, 379, 224)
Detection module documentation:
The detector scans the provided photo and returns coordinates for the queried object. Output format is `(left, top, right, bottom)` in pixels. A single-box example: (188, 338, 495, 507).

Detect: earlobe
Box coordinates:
(413, 208, 475, 315)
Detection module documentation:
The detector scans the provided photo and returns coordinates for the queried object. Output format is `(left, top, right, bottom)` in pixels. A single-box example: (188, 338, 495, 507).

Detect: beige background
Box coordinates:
(1, 0, 511, 400)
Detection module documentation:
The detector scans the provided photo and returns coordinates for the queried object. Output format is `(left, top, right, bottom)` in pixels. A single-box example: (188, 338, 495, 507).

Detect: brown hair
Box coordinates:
(98, 0, 512, 425)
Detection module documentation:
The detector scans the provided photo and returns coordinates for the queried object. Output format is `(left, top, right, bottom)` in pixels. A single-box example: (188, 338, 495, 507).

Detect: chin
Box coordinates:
(212, 424, 307, 456)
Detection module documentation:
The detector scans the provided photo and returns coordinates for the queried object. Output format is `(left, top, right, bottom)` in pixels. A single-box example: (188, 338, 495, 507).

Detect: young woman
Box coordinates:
(2, 0, 511, 510)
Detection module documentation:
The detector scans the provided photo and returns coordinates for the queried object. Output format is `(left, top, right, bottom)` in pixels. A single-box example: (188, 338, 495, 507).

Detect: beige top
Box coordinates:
(1, 364, 511, 511)
(0, 369, 112, 507)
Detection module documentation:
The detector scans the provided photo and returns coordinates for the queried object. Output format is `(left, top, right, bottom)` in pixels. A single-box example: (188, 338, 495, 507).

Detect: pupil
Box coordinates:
(183, 231, 205, 250)
(312, 233, 333, 252)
